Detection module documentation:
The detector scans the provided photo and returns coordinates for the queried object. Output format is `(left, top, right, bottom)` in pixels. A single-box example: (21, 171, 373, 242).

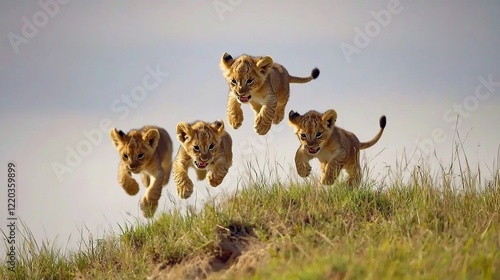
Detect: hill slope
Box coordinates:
(2, 163, 500, 279)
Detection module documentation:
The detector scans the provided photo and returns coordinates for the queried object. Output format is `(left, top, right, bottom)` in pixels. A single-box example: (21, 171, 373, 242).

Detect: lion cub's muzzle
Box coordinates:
(128, 166, 140, 174)
(305, 145, 320, 155)
(194, 154, 212, 169)
(194, 160, 210, 169)
(234, 91, 251, 103)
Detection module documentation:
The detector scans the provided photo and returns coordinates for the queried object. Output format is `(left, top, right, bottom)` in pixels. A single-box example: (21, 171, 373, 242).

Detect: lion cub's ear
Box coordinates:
(288, 110, 302, 127)
(110, 128, 126, 148)
(176, 122, 192, 143)
(220, 52, 234, 72)
(143, 129, 160, 151)
(322, 109, 338, 129)
(256, 56, 273, 76)
(210, 119, 225, 136)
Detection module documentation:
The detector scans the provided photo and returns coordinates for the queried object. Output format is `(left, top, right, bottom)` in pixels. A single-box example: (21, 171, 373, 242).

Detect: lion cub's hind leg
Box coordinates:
(140, 171, 166, 218)
(345, 166, 361, 187)
(273, 99, 288, 125)
(161, 157, 172, 186)
(344, 154, 362, 187)
(320, 161, 344, 186)
(249, 100, 262, 116)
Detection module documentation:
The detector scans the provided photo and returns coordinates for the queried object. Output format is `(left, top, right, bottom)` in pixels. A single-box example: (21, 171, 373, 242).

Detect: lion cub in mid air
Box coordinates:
(220, 52, 320, 136)
(109, 126, 173, 218)
(173, 119, 233, 199)
(288, 109, 386, 187)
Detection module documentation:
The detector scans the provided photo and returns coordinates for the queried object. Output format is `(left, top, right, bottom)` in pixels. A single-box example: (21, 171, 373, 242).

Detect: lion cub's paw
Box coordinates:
(122, 178, 140, 196)
(207, 172, 223, 187)
(177, 180, 194, 199)
(140, 196, 158, 218)
(296, 163, 312, 178)
(254, 116, 272, 135)
(320, 175, 336, 186)
(228, 113, 243, 130)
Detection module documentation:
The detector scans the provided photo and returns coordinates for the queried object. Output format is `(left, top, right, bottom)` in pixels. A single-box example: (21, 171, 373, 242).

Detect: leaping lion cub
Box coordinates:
(109, 126, 173, 218)
(288, 109, 386, 187)
(173, 119, 233, 199)
(220, 52, 320, 135)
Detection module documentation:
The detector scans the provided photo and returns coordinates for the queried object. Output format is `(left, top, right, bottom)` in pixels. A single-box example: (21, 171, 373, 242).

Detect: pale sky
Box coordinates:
(1, 1, 499, 256)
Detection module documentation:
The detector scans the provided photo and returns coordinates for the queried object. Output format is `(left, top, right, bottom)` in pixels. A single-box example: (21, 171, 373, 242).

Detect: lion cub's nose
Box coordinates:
(200, 154, 211, 162)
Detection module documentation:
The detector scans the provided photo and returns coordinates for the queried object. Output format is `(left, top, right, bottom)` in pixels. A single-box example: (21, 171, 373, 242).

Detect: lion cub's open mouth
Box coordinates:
(195, 161, 209, 169)
(238, 95, 251, 103)
(307, 147, 320, 155)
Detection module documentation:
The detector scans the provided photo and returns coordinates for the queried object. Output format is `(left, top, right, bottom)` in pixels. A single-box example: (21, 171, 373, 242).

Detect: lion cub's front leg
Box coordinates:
(173, 150, 194, 199)
(295, 148, 312, 178)
(117, 164, 140, 195)
(207, 160, 230, 187)
(140, 171, 166, 218)
(254, 94, 277, 135)
(227, 95, 244, 130)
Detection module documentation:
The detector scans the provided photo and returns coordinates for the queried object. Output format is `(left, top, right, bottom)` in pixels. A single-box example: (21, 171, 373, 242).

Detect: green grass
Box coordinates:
(2, 149, 500, 279)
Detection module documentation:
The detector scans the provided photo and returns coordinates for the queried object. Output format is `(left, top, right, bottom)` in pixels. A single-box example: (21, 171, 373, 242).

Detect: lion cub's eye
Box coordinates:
(300, 133, 307, 139)
(231, 79, 237, 85)
(208, 144, 215, 151)
(315, 132, 322, 138)
(123, 154, 129, 159)
(246, 79, 253, 85)
(193, 146, 200, 152)
(137, 153, 144, 159)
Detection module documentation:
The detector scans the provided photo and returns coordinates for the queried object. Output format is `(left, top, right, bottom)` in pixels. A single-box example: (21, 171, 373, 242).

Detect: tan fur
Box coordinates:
(173, 119, 233, 199)
(109, 126, 173, 218)
(288, 110, 386, 187)
(220, 52, 319, 135)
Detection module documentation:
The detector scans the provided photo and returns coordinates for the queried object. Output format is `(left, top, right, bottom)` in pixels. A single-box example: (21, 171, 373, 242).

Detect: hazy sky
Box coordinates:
(1, 1, 499, 256)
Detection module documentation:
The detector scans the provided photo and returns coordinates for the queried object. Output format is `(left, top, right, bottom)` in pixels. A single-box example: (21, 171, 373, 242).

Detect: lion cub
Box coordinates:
(109, 126, 173, 218)
(173, 119, 233, 199)
(288, 109, 386, 187)
(220, 52, 319, 135)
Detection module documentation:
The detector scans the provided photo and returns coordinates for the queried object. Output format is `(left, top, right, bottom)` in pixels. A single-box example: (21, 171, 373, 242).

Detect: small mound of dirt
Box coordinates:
(148, 221, 270, 280)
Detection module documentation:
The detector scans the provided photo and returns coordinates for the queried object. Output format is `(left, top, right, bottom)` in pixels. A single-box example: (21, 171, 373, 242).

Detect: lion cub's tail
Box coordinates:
(289, 68, 320, 83)
(360, 115, 387, 150)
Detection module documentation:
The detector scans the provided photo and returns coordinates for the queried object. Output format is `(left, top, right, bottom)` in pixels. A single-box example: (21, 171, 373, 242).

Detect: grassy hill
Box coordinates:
(1, 154, 500, 279)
